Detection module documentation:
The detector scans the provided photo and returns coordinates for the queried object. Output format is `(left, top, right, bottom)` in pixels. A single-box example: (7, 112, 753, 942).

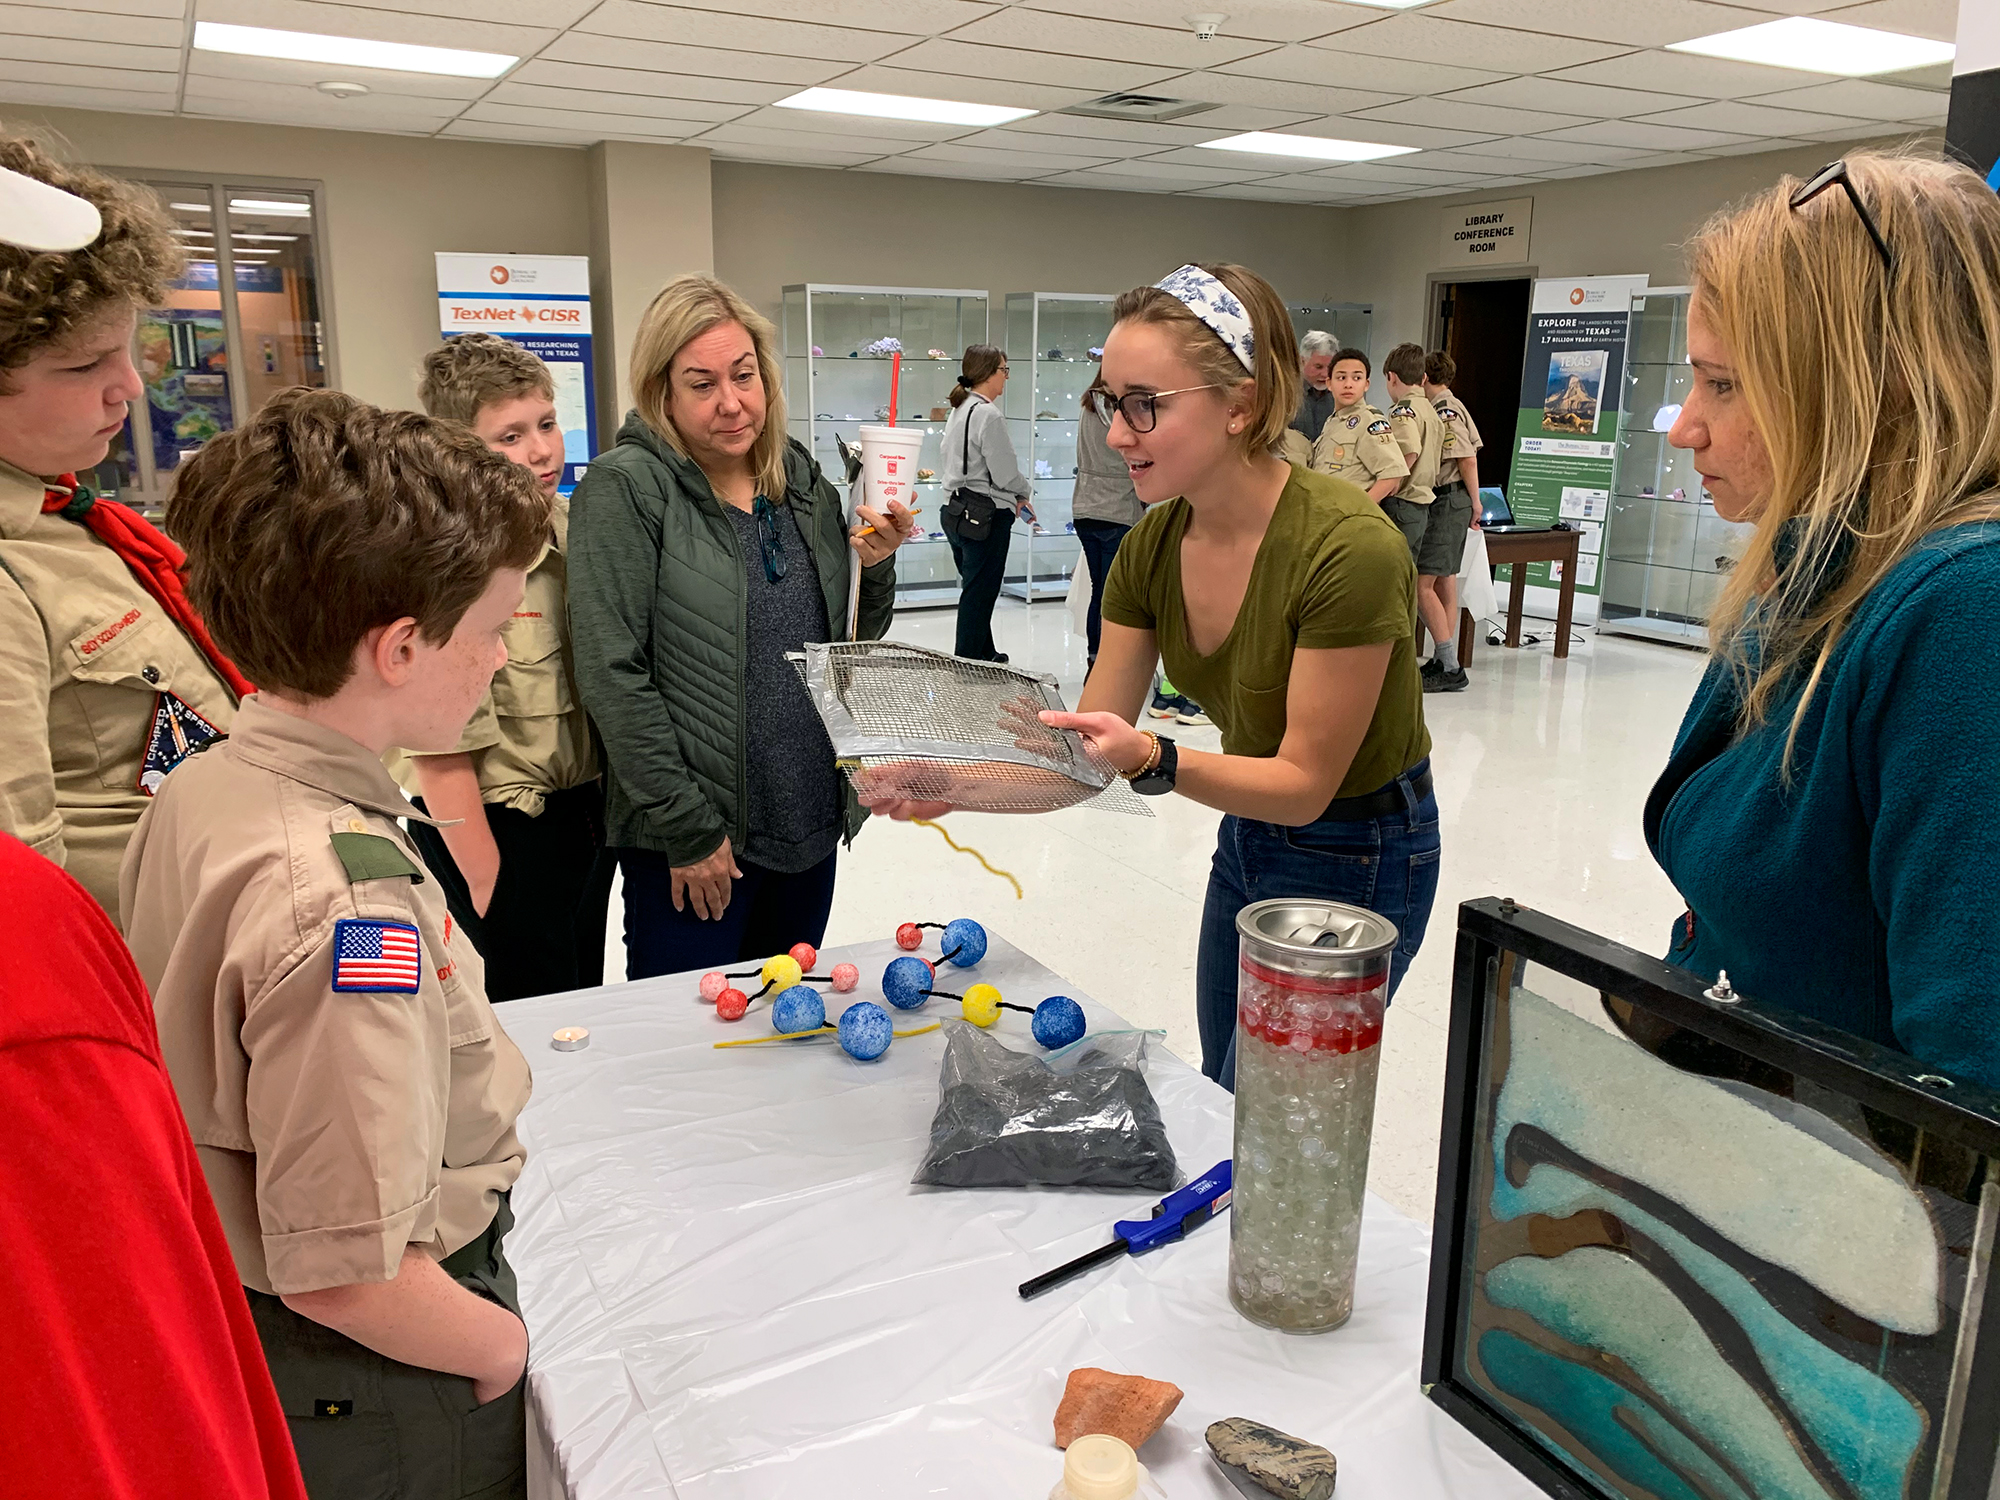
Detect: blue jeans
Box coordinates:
(1194, 759, 1440, 1090)
(617, 846, 839, 981)
(1073, 517, 1131, 662)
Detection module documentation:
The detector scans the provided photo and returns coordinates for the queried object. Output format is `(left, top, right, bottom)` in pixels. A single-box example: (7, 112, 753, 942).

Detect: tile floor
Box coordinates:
(603, 597, 1710, 1226)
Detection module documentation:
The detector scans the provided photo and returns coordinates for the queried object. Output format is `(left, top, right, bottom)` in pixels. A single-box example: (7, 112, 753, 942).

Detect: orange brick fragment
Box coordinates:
(1053, 1366, 1185, 1450)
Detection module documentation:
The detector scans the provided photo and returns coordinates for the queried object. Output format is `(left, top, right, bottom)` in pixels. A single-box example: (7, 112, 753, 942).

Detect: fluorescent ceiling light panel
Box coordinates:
(230, 199, 313, 217)
(773, 87, 1035, 127)
(193, 21, 516, 79)
(234, 233, 299, 242)
(170, 202, 211, 213)
(1668, 17, 1953, 76)
(1200, 131, 1419, 163)
(1342, 0, 1437, 7)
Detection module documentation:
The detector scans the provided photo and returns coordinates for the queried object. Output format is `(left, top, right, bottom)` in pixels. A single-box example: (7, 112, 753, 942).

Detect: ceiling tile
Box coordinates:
(1448, 135, 1655, 163)
(187, 49, 493, 99)
(0, 79, 176, 110)
(322, 0, 597, 26)
(1147, 68, 1402, 115)
(1323, 14, 1631, 71)
(0, 36, 180, 72)
(1312, 160, 1496, 187)
(1014, 0, 1391, 45)
(459, 101, 706, 137)
(954, 127, 1153, 159)
(632, 0, 996, 31)
(1052, 155, 1272, 184)
(946, 9, 1275, 70)
(1713, 0, 1852, 10)
(1, 0, 181, 17)
(1746, 78, 1947, 122)
(1185, 184, 1355, 202)
(484, 82, 749, 122)
(1148, 100, 1327, 132)
(182, 72, 458, 115)
(0, 4, 182, 46)
(181, 93, 456, 131)
(0, 55, 181, 93)
(1349, 97, 1594, 137)
(1819, 0, 1959, 42)
(1545, 50, 1817, 99)
(1632, 100, 1875, 135)
(1535, 118, 1754, 150)
(696, 121, 923, 153)
(870, 37, 1184, 93)
(707, 142, 886, 166)
(1216, 44, 1504, 95)
(507, 60, 791, 105)
(1424, 0, 1776, 49)
(823, 65, 1096, 114)
(708, 107, 972, 143)
(194, 0, 554, 56)
(574, 1, 903, 61)
(537, 32, 847, 85)
(1791, 120, 1934, 142)
(1696, 135, 1809, 155)
(999, 113, 1234, 149)
(855, 155, 1055, 181)
(1438, 76, 1707, 116)
(897, 141, 1117, 172)
(438, 120, 599, 146)
(1284, 116, 1506, 151)
(1528, 161, 1626, 178)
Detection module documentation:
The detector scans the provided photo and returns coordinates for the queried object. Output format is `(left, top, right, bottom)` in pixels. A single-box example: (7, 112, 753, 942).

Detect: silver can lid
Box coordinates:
(1236, 898, 1398, 974)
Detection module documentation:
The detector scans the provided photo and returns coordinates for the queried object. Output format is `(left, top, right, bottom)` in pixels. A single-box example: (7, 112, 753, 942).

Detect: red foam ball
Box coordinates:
(699, 971, 728, 1002)
(716, 988, 749, 1021)
(896, 923, 924, 951)
(789, 941, 819, 971)
(830, 962, 860, 993)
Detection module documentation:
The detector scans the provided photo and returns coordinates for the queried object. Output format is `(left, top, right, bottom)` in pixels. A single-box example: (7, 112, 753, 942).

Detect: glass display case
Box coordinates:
(1597, 289, 1754, 646)
(1001, 292, 1117, 603)
(1287, 301, 1373, 359)
(781, 284, 988, 609)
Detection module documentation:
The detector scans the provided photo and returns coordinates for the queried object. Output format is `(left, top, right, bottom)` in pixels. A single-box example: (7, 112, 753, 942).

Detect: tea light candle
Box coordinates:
(551, 1026, 591, 1052)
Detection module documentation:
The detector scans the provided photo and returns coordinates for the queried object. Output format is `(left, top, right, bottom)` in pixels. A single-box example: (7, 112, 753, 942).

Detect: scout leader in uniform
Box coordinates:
(121, 388, 551, 1500)
(0, 134, 250, 919)
(1307, 345, 1408, 502)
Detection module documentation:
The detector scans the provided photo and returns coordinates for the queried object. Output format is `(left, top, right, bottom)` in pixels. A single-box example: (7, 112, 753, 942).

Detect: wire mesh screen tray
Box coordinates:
(789, 641, 1152, 816)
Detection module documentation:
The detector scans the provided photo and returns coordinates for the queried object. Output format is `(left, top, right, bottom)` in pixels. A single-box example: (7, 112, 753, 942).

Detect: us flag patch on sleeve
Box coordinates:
(331, 918, 424, 993)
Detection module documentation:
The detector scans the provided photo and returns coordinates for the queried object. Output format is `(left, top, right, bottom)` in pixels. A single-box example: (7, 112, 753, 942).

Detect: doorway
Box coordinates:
(1430, 275, 1531, 493)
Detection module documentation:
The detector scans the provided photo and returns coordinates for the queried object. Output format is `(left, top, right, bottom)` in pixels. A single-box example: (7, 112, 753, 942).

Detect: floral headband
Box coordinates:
(1154, 264, 1256, 374)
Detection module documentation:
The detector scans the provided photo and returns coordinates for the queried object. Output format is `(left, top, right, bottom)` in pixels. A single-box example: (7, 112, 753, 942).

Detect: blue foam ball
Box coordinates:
(837, 1001, 893, 1061)
(942, 918, 987, 968)
(772, 985, 825, 1034)
(1031, 996, 1087, 1050)
(883, 955, 935, 1009)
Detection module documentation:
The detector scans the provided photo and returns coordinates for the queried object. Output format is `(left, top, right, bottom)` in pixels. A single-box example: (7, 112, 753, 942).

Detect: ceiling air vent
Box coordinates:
(1062, 93, 1220, 124)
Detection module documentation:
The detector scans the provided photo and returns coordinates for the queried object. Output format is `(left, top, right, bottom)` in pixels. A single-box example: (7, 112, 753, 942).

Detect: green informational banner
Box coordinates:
(1505, 275, 1648, 601)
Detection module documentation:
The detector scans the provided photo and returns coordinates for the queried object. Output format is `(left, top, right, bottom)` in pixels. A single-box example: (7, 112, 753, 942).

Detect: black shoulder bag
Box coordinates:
(942, 398, 1000, 543)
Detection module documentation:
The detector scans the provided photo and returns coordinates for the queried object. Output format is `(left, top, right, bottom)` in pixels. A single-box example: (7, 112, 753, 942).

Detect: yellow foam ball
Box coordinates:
(962, 983, 1002, 1028)
(761, 954, 803, 990)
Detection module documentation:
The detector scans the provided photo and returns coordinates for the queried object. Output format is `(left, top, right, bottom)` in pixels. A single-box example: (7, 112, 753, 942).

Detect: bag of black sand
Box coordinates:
(914, 1020, 1179, 1191)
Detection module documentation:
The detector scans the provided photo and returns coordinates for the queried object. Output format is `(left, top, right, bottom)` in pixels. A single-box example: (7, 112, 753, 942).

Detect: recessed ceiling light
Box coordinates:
(230, 198, 313, 218)
(1668, 16, 1953, 76)
(193, 21, 516, 79)
(773, 86, 1036, 128)
(1199, 131, 1419, 163)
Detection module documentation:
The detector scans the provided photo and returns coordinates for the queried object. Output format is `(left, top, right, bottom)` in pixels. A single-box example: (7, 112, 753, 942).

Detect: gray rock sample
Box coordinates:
(1205, 1417, 1337, 1500)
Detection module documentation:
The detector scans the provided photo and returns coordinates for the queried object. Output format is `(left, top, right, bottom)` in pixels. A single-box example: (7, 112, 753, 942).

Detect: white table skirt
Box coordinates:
(500, 932, 1538, 1499)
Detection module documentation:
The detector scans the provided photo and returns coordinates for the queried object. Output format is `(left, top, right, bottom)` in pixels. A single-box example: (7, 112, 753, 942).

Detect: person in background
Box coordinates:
(1309, 346, 1408, 505)
(568, 275, 913, 979)
(1418, 351, 1482, 694)
(0, 133, 250, 921)
(1651, 153, 2000, 1089)
(863, 264, 1437, 1092)
(1074, 374, 1143, 672)
(941, 343, 1030, 663)
(122, 389, 548, 1500)
(0, 154, 306, 1500)
(1382, 343, 1464, 693)
(1290, 329, 1339, 446)
(396, 334, 611, 1000)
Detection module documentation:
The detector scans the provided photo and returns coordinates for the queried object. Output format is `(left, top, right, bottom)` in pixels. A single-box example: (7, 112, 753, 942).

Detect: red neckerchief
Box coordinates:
(41, 477, 255, 701)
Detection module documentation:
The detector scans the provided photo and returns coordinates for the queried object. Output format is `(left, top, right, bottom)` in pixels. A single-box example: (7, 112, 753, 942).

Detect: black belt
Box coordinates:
(1435, 480, 1467, 496)
(1320, 765, 1432, 824)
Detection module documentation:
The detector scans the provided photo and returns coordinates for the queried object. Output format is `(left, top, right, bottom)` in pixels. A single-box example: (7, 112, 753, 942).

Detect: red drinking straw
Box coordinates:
(888, 350, 901, 425)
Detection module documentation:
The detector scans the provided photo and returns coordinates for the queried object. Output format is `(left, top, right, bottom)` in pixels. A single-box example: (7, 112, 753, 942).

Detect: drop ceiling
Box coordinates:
(0, 0, 1956, 205)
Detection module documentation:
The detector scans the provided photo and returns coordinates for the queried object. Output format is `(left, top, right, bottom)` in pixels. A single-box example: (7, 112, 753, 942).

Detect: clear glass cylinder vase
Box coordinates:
(1228, 899, 1394, 1333)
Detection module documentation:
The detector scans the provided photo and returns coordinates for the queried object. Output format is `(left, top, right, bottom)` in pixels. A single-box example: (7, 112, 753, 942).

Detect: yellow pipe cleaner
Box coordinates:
(912, 818, 1024, 900)
(713, 1021, 942, 1050)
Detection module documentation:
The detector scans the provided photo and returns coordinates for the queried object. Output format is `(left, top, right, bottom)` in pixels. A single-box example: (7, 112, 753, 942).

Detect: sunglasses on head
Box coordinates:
(1789, 159, 1894, 278)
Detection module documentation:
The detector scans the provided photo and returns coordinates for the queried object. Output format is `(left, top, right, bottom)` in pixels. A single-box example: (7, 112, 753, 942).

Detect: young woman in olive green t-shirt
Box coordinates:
(864, 263, 1438, 1092)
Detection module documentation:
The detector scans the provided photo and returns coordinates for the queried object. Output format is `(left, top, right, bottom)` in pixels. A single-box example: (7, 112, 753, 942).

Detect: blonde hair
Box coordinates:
(1110, 263, 1300, 457)
(1692, 151, 2000, 759)
(418, 332, 553, 425)
(630, 274, 789, 500)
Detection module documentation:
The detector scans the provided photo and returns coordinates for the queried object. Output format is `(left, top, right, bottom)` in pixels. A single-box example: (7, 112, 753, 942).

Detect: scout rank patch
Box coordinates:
(330, 918, 424, 993)
(138, 692, 223, 795)
(1346, 414, 1360, 429)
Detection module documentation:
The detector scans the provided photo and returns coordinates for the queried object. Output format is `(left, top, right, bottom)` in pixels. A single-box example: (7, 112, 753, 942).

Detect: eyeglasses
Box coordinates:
(1086, 384, 1227, 434)
(1789, 159, 1894, 278)
(752, 494, 788, 585)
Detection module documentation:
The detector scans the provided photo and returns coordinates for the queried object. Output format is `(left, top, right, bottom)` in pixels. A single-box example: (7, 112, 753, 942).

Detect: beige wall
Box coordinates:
(709, 161, 1353, 324)
(3, 104, 593, 412)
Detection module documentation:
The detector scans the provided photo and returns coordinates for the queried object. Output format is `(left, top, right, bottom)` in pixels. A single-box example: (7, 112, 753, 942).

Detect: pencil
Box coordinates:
(857, 505, 922, 538)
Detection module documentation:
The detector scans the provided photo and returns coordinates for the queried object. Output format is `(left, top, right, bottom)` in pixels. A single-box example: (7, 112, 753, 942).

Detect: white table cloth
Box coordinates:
(501, 932, 1539, 1499)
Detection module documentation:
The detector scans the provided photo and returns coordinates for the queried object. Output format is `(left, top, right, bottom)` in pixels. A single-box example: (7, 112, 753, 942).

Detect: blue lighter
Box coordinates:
(1017, 1160, 1234, 1300)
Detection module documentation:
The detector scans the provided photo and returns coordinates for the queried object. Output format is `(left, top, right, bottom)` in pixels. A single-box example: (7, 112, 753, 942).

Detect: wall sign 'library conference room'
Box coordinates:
(1439, 198, 1534, 267)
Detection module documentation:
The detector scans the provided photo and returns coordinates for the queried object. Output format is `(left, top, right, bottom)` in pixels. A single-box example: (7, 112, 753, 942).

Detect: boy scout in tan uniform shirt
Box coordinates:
(1430, 384, 1484, 487)
(1386, 389, 1447, 507)
(1309, 400, 1409, 492)
(0, 459, 238, 916)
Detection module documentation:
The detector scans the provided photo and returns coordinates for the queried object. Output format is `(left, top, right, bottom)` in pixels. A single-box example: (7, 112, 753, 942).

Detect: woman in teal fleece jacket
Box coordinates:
(1647, 153, 2000, 1089)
